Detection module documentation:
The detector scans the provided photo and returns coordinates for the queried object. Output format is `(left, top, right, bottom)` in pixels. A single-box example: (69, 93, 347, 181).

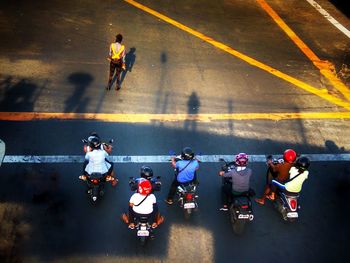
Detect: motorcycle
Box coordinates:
(80, 136, 114, 203)
(267, 155, 300, 222)
(172, 154, 199, 219)
(219, 158, 254, 235)
(133, 216, 154, 246)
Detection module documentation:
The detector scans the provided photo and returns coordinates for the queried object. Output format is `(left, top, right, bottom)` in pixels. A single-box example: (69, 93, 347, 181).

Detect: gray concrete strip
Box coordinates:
(2, 154, 350, 163)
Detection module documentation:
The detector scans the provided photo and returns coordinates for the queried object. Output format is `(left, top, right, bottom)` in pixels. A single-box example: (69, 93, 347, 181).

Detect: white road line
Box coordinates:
(306, 0, 350, 39)
(2, 154, 350, 163)
(0, 139, 5, 166)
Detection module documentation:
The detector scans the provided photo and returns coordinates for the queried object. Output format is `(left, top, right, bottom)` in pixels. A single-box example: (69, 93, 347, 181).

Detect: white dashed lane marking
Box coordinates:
(2, 154, 350, 163)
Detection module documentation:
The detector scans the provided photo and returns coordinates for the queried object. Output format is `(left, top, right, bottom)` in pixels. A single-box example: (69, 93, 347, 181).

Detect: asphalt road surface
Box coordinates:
(0, 0, 350, 262)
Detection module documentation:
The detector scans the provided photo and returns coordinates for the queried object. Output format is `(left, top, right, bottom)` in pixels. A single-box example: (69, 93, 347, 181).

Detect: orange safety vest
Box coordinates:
(110, 43, 125, 60)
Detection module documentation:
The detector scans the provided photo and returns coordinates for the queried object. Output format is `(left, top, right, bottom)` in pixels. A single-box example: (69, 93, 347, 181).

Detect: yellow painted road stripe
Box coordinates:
(256, 0, 350, 101)
(123, 0, 350, 111)
(1, 112, 350, 122)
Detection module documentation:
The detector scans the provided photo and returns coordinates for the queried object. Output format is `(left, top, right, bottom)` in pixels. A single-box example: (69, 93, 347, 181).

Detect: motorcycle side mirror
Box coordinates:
(156, 176, 161, 179)
(219, 158, 225, 162)
(109, 139, 114, 144)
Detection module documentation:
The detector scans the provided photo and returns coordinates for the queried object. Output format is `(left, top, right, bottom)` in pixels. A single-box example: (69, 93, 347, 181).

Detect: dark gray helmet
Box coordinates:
(181, 147, 194, 160)
(140, 165, 153, 180)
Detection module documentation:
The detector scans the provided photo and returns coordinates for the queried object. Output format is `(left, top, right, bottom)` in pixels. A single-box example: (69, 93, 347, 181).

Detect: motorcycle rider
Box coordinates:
(122, 178, 164, 229)
(271, 156, 310, 195)
(255, 149, 297, 205)
(130, 165, 161, 192)
(79, 134, 118, 187)
(165, 147, 199, 205)
(219, 153, 252, 211)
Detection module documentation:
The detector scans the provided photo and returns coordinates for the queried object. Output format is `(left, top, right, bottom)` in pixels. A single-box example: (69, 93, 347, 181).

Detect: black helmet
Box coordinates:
(140, 165, 153, 180)
(295, 156, 310, 170)
(181, 147, 194, 160)
(88, 135, 101, 149)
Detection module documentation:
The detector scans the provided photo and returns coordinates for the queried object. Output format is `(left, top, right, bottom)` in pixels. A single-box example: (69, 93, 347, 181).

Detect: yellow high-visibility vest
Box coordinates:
(111, 43, 125, 60)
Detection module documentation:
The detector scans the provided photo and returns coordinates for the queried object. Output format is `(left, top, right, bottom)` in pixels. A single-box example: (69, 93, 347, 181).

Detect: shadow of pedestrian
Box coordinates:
(184, 91, 200, 132)
(325, 140, 345, 153)
(64, 73, 92, 113)
(120, 47, 136, 86)
(0, 76, 39, 112)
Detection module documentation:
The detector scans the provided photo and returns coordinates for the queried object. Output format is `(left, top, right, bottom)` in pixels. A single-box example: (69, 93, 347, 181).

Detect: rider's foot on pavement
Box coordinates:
(121, 213, 129, 224)
(255, 198, 265, 205)
(128, 223, 135, 229)
(111, 179, 118, 187)
(151, 223, 158, 228)
(266, 192, 275, 201)
(165, 199, 173, 205)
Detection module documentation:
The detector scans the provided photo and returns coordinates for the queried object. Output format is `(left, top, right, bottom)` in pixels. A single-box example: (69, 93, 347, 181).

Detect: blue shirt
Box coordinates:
(176, 160, 199, 183)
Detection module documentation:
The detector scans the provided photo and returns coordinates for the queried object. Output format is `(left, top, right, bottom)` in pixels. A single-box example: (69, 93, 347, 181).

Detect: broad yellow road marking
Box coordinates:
(1, 112, 350, 122)
(123, 0, 350, 110)
(257, 0, 350, 102)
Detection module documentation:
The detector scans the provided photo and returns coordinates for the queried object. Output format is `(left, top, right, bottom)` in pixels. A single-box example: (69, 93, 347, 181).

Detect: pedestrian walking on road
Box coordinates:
(107, 34, 126, 90)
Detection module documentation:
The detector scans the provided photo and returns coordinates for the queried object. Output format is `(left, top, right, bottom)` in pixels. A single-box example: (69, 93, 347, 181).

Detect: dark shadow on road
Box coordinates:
(120, 47, 136, 86)
(184, 92, 200, 132)
(153, 51, 170, 127)
(0, 75, 44, 112)
(64, 73, 92, 113)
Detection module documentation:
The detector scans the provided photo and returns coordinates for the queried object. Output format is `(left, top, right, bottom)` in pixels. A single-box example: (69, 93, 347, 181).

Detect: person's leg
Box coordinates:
(255, 168, 274, 204)
(115, 66, 122, 90)
(220, 184, 232, 210)
(128, 206, 136, 228)
(166, 179, 178, 204)
(106, 161, 118, 186)
(108, 62, 116, 89)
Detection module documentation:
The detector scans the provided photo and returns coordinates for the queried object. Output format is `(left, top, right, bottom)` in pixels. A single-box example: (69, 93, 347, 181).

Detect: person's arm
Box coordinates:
(171, 157, 177, 168)
(219, 171, 232, 178)
(108, 43, 113, 59)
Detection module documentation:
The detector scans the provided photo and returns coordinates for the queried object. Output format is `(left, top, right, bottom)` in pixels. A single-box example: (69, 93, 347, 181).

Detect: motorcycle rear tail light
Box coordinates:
(289, 199, 297, 210)
(241, 205, 248, 209)
(186, 193, 193, 200)
(92, 179, 99, 184)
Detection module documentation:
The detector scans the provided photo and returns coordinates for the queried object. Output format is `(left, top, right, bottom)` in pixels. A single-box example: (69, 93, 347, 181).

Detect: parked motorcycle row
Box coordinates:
(79, 135, 308, 244)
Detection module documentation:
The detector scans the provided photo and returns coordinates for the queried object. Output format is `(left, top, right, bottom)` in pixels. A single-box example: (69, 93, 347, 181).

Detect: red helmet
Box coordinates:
(138, 178, 152, 195)
(283, 149, 297, 163)
(235, 153, 248, 166)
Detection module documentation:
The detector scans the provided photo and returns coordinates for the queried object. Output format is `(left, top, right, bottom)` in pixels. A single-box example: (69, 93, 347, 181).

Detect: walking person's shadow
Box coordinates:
(120, 47, 136, 86)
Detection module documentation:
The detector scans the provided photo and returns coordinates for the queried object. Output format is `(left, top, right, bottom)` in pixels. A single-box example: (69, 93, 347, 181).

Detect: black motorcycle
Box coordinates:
(133, 216, 154, 246)
(86, 172, 106, 203)
(177, 182, 198, 219)
(219, 158, 254, 235)
(266, 155, 300, 222)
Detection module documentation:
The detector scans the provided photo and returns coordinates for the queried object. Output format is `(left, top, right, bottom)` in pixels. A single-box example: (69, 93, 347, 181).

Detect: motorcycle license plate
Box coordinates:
(287, 212, 298, 218)
(238, 214, 250, 219)
(140, 226, 147, 231)
(184, 203, 195, 209)
(137, 230, 149, 237)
